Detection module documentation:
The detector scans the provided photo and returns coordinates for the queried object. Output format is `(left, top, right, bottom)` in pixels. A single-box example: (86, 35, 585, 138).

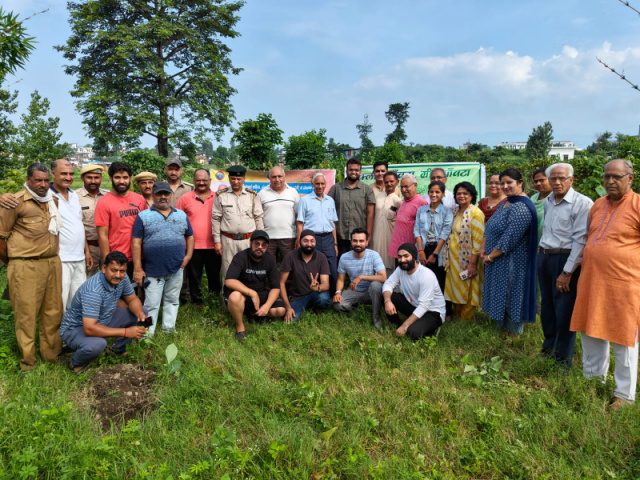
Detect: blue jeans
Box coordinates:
(144, 269, 183, 336)
(61, 307, 147, 367)
(289, 291, 331, 321)
(537, 252, 580, 366)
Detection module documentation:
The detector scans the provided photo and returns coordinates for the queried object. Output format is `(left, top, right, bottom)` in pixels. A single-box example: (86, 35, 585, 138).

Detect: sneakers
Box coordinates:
(235, 331, 247, 342)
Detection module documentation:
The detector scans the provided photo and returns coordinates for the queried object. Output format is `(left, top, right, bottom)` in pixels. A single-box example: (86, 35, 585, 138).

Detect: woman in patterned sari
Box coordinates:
(481, 168, 538, 337)
(442, 182, 485, 320)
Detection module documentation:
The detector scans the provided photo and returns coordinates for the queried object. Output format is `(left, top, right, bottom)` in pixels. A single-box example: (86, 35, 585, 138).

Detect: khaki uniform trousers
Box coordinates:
(8, 257, 63, 370)
(87, 244, 101, 277)
(220, 236, 250, 282)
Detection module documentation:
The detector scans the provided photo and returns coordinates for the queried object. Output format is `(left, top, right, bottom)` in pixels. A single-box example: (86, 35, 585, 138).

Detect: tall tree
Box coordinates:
(285, 129, 327, 170)
(0, 89, 18, 176)
(232, 113, 283, 170)
(12, 90, 68, 165)
(526, 121, 554, 160)
(356, 114, 374, 151)
(0, 8, 35, 84)
(56, 0, 243, 157)
(384, 102, 410, 144)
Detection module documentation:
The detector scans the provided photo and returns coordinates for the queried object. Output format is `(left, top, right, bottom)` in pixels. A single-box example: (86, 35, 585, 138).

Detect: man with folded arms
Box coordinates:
(60, 251, 148, 373)
(224, 230, 285, 341)
(383, 243, 446, 340)
(280, 229, 331, 322)
(333, 227, 387, 328)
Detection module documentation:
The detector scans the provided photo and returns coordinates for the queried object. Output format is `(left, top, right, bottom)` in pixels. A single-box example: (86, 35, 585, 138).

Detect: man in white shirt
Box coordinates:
(422, 168, 456, 209)
(50, 160, 93, 310)
(382, 243, 445, 339)
(258, 166, 299, 263)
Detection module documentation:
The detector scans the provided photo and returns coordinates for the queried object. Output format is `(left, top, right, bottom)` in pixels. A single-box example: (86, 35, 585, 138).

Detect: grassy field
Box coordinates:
(0, 264, 639, 479)
(0, 172, 639, 478)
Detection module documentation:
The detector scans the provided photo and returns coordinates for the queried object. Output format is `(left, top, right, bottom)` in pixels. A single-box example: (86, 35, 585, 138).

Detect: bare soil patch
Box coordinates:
(89, 363, 157, 430)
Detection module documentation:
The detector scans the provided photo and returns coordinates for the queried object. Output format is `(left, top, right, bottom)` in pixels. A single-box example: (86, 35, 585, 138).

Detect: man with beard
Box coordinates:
(224, 231, 285, 342)
(176, 168, 222, 302)
(95, 162, 147, 280)
(132, 182, 194, 336)
(77, 165, 109, 276)
(0, 163, 63, 370)
(333, 228, 387, 328)
(279, 229, 331, 323)
(328, 158, 375, 258)
(60, 251, 148, 373)
(370, 171, 402, 272)
(165, 159, 193, 207)
(133, 171, 157, 208)
(382, 243, 446, 339)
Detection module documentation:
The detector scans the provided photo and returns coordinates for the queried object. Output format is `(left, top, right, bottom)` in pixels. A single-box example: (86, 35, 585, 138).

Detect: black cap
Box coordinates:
(227, 165, 247, 177)
(152, 181, 173, 195)
(250, 230, 269, 242)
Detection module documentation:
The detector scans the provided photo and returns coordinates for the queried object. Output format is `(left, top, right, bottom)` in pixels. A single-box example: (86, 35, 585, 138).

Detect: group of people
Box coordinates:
(0, 157, 638, 409)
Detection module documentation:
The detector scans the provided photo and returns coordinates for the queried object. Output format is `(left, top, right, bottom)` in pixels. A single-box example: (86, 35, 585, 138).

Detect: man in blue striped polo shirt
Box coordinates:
(132, 181, 194, 337)
(332, 227, 387, 328)
(60, 251, 149, 373)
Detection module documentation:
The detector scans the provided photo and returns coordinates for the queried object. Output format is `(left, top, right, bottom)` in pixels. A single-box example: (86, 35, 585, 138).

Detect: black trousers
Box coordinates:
(423, 243, 452, 317)
(337, 238, 352, 261)
(387, 292, 442, 340)
(187, 249, 222, 304)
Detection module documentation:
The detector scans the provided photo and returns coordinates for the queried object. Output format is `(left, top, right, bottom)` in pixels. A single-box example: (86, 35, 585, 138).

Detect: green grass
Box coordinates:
(1, 276, 639, 478)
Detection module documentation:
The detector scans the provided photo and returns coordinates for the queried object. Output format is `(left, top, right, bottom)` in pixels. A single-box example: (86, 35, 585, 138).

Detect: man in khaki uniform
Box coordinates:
(76, 165, 109, 277)
(0, 163, 63, 370)
(133, 171, 157, 208)
(165, 159, 193, 207)
(212, 165, 264, 279)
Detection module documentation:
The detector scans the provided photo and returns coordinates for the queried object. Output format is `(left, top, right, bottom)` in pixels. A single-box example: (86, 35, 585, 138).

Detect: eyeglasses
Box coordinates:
(549, 176, 572, 183)
(603, 173, 631, 181)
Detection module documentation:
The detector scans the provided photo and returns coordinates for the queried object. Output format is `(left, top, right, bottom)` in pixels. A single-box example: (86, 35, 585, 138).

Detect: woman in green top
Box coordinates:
(530, 167, 552, 243)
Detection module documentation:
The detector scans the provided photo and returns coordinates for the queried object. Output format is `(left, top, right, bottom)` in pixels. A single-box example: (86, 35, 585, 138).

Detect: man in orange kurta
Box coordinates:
(570, 159, 640, 409)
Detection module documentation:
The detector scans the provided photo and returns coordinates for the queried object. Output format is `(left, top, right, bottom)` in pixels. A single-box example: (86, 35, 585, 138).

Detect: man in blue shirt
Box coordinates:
(60, 251, 149, 373)
(332, 228, 387, 328)
(132, 181, 194, 336)
(296, 172, 339, 294)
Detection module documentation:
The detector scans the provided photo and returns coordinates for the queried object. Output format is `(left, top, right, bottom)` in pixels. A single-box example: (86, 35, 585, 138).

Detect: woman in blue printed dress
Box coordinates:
(481, 168, 538, 337)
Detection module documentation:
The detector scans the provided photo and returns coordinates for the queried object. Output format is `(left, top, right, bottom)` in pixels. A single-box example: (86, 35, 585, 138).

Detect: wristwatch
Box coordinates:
(562, 270, 571, 276)
(430, 253, 437, 258)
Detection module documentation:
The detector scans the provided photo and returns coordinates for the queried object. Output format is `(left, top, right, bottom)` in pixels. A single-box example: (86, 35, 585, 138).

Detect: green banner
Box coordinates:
(361, 162, 486, 198)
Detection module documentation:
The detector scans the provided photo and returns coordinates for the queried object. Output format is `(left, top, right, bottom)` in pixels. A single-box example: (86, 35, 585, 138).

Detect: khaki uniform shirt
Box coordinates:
(328, 180, 376, 240)
(0, 189, 60, 259)
(75, 186, 109, 242)
(211, 187, 264, 243)
(169, 180, 194, 207)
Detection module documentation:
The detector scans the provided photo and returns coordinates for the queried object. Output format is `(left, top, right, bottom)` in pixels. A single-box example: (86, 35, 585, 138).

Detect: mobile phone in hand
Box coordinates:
(137, 316, 153, 328)
(459, 270, 469, 281)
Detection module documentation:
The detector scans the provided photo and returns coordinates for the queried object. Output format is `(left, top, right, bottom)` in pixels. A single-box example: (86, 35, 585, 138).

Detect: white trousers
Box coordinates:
(581, 331, 639, 402)
(62, 260, 87, 312)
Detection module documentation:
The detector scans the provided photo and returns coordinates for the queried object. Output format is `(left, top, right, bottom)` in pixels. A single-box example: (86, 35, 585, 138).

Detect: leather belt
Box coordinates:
(221, 231, 254, 241)
(538, 247, 571, 255)
(87, 240, 100, 247)
(315, 232, 333, 237)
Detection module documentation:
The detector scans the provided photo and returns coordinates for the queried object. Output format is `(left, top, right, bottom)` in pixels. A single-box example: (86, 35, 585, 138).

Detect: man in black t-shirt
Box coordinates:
(224, 230, 286, 341)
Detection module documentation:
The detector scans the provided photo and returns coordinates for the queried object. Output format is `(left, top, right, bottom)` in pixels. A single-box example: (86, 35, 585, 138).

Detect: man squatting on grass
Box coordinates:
(332, 227, 387, 328)
(279, 229, 332, 323)
(59, 251, 149, 373)
(382, 243, 446, 340)
(223, 230, 286, 342)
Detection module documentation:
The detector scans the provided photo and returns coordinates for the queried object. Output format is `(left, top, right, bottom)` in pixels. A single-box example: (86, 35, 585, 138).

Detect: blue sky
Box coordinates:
(5, 0, 640, 150)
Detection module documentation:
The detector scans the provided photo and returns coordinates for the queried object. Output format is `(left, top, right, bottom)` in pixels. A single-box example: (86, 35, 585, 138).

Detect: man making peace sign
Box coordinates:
(279, 230, 332, 322)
